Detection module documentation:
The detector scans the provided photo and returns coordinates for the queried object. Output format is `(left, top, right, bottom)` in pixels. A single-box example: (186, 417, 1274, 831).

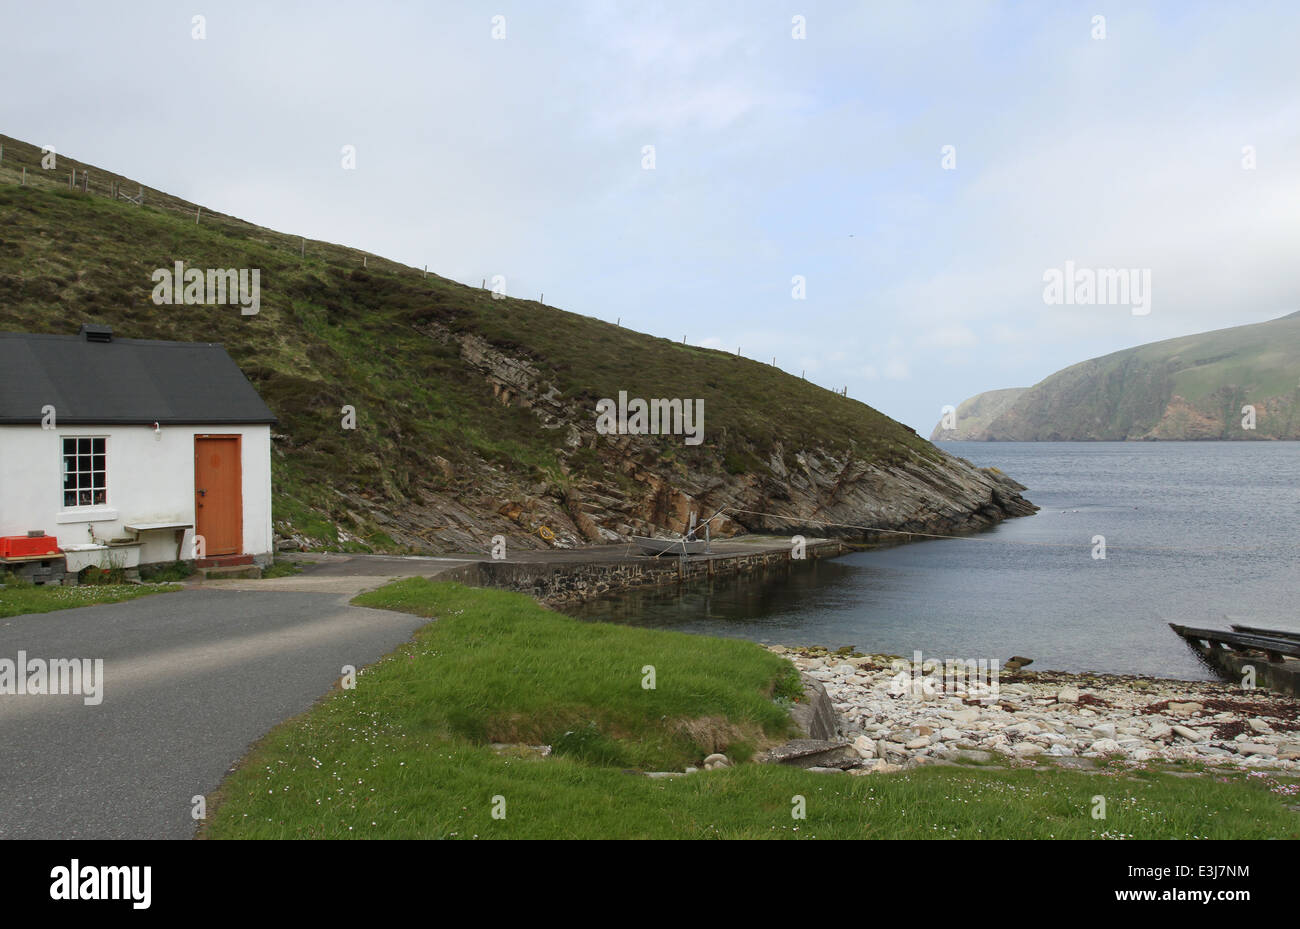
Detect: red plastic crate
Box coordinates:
(0, 535, 60, 558)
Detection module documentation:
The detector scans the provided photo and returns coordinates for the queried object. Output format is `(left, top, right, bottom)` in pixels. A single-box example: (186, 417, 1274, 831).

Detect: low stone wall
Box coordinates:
(439, 540, 846, 606)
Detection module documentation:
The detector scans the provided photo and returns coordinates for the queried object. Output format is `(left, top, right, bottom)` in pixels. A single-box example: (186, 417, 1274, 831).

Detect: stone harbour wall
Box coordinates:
(440, 540, 847, 606)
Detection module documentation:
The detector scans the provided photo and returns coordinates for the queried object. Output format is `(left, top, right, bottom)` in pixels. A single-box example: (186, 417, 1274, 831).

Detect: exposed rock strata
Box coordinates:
(282, 322, 1038, 553)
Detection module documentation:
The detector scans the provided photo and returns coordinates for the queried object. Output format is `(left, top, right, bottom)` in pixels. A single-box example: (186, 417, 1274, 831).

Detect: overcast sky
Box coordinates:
(4, 1, 1298, 433)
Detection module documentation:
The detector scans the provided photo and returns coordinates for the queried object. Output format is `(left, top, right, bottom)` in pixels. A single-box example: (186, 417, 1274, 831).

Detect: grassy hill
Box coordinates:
(0, 134, 1032, 552)
(933, 314, 1300, 442)
(928, 387, 1027, 441)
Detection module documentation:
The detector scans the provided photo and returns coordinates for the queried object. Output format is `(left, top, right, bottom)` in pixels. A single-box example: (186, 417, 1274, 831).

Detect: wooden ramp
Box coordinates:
(1229, 623, 1300, 642)
(1169, 623, 1300, 663)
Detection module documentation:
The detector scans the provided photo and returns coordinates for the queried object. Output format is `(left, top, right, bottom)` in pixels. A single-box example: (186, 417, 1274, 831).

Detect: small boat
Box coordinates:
(631, 535, 709, 556)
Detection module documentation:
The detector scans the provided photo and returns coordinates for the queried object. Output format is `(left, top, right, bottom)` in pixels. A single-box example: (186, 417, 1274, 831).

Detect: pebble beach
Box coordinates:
(771, 646, 1300, 774)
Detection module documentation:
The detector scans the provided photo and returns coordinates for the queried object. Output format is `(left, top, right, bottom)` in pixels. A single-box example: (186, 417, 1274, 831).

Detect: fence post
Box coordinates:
(301, 237, 305, 258)
(21, 166, 25, 186)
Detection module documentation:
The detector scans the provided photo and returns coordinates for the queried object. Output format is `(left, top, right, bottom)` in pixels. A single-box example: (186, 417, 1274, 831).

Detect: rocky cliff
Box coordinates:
(333, 319, 1039, 551)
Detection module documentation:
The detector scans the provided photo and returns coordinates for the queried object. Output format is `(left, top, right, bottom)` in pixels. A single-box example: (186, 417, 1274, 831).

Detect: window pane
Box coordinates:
(60, 437, 108, 507)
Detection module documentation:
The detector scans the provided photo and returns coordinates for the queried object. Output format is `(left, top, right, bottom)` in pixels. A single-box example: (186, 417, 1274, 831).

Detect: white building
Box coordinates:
(0, 325, 276, 571)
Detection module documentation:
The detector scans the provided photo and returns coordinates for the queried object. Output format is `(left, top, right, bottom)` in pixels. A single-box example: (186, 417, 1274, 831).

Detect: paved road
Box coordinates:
(0, 540, 814, 839)
(0, 584, 438, 839)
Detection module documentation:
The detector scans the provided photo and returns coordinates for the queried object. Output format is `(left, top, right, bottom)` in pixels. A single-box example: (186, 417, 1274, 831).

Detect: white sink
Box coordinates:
(59, 542, 142, 572)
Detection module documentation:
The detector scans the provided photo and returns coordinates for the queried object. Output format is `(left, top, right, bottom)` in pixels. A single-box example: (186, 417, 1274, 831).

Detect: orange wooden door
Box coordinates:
(194, 437, 242, 556)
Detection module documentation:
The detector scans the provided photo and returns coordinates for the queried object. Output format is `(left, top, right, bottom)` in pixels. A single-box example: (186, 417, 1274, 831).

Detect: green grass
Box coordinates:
(202, 581, 1300, 839)
(345, 579, 797, 767)
(0, 581, 181, 618)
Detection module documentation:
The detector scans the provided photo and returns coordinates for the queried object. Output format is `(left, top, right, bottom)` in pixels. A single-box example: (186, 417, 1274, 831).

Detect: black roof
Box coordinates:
(0, 330, 277, 425)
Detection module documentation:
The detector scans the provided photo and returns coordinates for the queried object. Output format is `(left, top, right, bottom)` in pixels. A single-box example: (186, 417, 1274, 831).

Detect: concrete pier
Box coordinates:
(436, 535, 847, 605)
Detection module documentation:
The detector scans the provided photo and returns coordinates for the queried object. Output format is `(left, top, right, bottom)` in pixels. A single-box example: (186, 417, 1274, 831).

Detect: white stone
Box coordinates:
(852, 736, 876, 758)
(1236, 743, 1277, 757)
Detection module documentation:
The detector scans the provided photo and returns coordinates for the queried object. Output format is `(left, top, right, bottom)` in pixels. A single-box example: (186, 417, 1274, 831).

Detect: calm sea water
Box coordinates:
(572, 443, 1300, 680)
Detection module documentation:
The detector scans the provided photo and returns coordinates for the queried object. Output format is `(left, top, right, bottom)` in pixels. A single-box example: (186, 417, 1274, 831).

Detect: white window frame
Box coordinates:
(60, 434, 110, 509)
